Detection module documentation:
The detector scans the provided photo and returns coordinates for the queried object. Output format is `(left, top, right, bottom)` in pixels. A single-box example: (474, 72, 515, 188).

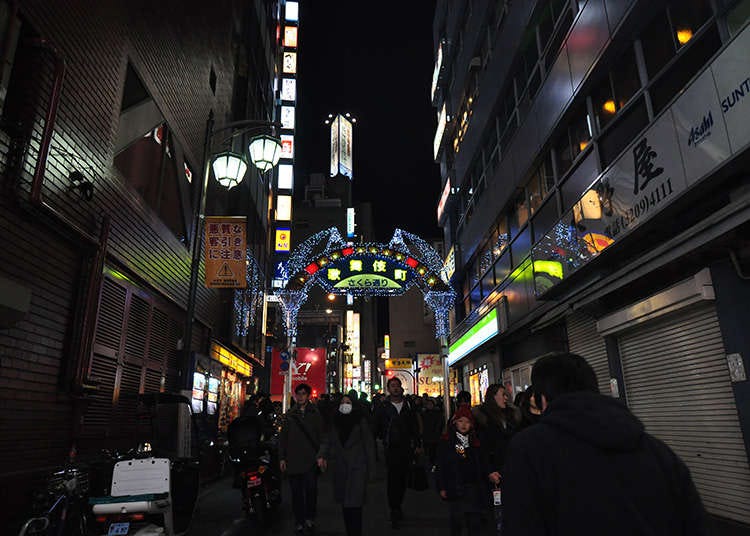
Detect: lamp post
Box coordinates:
(182, 111, 282, 390)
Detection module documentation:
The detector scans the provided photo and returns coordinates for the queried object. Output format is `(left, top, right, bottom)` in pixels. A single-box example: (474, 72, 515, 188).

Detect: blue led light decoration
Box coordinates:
(287, 227, 346, 277)
(234, 251, 265, 337)
(424, 289, 457, 339)
(277, 289, 308, 342)
(280, 227, 456, 339)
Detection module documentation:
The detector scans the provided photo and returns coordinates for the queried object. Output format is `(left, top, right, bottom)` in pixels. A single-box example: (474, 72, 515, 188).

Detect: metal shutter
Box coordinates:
(618, 303, 750, 525)
(567, 312, 610, 395)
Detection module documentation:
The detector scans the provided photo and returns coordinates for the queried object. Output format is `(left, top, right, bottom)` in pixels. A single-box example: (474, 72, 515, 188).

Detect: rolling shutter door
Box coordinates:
(566, 312, 610, 395)
(618, 303, 750, 525)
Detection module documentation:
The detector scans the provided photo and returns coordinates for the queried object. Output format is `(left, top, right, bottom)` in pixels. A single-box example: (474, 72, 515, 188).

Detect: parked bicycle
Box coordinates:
(18, 458, 89, 536)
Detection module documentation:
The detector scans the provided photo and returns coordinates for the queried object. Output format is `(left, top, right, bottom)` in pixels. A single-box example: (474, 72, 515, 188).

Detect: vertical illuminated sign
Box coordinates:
(280, 135, 294, 159)
(434, 102, 447, 159)
(339, 115, 353, 179)
(281, 106, 295, 129)
(329, 114, 353, 179)
(281, 78, 296, 101)
(283, 52, 297, 74)
(431, 41, 443, 101)
(275, 228, 291, 252)
(284, 26, 298, 48)
(330, 115, 340, 177)
(384, 334, 390, 359)
(285, 2, 299, 21)
(346, 207, 356, 238)
(276, 195, 292, 221)
(278, 164, 294, 190)
(437, 178, 450, 223)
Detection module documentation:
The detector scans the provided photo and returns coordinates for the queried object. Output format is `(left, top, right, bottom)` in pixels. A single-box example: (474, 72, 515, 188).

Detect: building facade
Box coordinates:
(433, 0, 750, 531)
(0, 0, 284, 527)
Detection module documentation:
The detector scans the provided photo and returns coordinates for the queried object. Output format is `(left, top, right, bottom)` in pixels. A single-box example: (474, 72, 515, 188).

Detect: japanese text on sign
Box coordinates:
(205, 216, 246, 288)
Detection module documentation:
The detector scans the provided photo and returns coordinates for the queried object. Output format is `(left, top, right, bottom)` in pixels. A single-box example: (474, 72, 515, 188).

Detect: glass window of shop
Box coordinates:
(494, 216, 510, 259)
(511, 226, 533, 269)
(670, 0, 713, 48)
(641, 13, 676, 78)
(527, 159, 554, 214)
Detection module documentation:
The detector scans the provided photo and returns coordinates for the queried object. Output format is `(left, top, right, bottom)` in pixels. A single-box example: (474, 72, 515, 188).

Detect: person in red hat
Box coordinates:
(435, 404, 488, 536)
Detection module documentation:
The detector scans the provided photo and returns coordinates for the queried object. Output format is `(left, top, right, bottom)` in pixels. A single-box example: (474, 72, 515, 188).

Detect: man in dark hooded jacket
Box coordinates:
(502, 352, 706, 536)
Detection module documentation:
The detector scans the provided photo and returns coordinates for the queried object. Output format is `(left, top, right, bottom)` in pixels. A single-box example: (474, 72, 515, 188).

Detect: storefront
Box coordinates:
(565, 312, 611, 395)
(448, 304, 505, 401)
(192, 341, 253, 434)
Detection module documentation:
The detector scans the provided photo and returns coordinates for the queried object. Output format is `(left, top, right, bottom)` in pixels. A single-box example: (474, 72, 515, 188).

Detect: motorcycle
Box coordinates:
(227, 410, 282, 526)
(88, 393, 200, 536)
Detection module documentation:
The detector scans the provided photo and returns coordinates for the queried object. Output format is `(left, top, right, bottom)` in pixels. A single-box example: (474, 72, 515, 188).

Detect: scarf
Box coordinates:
(334, 410, 359, 445)
(455, 431, 470, 458)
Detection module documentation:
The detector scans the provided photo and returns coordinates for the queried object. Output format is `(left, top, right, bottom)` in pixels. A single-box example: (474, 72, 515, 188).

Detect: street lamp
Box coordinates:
(182, 111, 282, 390)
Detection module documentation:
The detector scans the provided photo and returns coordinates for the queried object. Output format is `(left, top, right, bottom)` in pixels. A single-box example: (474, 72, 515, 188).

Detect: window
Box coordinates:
(532, 197, 560, 242)
(511, 189, 530, 236)
(593, 49, 640, 130)
(555, 105, 590, 177)
(114, 123, 188, 242)
(598, 96, 649, 168)
(670, 0, 713, 48)
(494, 217, 510, 258)
(641, 12, 676, 78)
(527, 159, 553, 214)
(649, 23, 721, 113)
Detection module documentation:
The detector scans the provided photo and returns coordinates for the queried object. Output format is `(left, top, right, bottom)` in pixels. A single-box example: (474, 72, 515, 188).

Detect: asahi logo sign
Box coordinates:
(687, 111, 714, 147)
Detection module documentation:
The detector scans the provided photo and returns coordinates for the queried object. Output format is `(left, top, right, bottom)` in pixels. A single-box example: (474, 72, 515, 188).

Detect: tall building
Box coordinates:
(433, 0, 750, 531)
(0, 0, 283, 527)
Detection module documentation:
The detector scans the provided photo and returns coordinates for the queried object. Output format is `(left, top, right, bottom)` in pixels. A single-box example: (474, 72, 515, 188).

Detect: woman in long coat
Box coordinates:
(329, 395, 376, 536)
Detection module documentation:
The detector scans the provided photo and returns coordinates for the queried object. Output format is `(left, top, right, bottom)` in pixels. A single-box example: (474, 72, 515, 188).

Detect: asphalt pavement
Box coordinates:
(187, 446, 497, 536)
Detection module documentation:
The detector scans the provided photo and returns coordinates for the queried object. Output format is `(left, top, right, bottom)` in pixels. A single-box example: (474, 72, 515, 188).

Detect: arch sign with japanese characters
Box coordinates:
(288, 239, 451, 297)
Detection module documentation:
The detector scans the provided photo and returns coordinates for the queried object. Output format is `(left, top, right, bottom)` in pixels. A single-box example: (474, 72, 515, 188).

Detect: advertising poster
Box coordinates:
(330, 115, 340, 177)
(417, 354, 444, 397)
(270, 347, 326, 399)
(204, 216, 246, 288)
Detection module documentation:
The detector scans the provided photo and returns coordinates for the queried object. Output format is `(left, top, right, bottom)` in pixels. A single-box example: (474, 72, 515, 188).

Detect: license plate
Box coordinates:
(108, 522, 130, 535)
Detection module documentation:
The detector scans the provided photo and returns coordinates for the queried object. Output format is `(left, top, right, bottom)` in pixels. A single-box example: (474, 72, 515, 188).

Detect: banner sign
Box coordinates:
(275, 228, 291, 252)
(270, 347, 326, 397)
(329, 114, 353, 179)
(531, 22, 750, 295)
(205, 216, 246, 288)
(417, 354, 444, 397)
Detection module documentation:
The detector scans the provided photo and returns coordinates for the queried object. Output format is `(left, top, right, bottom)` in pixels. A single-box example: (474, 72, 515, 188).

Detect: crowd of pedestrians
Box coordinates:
(277, 352, 708, 536)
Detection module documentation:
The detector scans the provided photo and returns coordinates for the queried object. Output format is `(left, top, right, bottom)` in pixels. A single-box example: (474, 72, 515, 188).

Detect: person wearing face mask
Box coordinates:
(329, 395, 376, 536)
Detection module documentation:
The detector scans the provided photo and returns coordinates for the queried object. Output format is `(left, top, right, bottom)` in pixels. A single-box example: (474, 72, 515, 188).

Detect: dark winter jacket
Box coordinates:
(435, 429, 488, 512)
(502, 391, 707, 536)
(329, 412, 376, 508)
(375, 397, 421, 453)
(421, 408, 445, 446)
(279, 403, 327, 475)
(473, 404, 517, 475)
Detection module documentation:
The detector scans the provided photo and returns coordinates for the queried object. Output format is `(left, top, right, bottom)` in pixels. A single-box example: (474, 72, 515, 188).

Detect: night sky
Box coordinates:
(296, 1, 441, 243)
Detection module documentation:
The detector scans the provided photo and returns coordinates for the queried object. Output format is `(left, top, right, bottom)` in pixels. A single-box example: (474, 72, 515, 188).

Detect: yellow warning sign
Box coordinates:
(205, 216, 246, 288)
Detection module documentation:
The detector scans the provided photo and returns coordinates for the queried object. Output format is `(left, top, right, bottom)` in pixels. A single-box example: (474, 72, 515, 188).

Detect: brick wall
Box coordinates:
(0, 0, 275, 528)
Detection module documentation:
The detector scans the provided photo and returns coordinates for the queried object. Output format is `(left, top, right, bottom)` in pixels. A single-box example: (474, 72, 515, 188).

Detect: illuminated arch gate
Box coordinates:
(276, 228, 456, 410)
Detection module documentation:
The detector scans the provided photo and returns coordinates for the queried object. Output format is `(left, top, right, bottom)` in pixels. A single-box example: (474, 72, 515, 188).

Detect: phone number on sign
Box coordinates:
(605, 178, 674, 238)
